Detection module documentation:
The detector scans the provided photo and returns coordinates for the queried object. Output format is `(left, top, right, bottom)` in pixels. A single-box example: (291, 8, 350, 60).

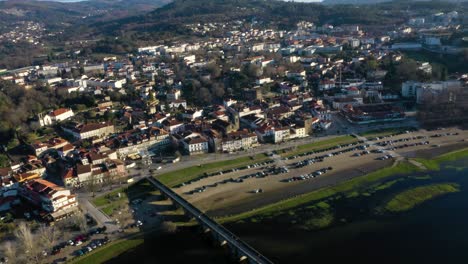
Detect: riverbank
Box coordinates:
(217, 146, 468, 224)
(216, 161, 420, 223)
(186, 127, 468, 216)
(226, 156, 468, 264)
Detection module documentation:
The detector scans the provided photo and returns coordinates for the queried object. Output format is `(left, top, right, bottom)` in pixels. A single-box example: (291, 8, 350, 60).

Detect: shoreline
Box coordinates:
(213, 145, 468, 223)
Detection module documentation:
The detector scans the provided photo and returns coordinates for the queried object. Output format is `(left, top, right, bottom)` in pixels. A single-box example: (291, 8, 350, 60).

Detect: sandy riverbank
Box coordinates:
(174, 127, 468, 217)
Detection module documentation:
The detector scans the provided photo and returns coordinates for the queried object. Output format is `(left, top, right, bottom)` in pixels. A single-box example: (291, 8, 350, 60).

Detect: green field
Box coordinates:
(156, 153, 269, 187)
(70, 237, 144, 264)
(383, 183, 460, 213)
(414, 148, 468, 171)
(282, 136, 357, 157)
(92, 179, 159, 216)
(218, 161, 420, 223)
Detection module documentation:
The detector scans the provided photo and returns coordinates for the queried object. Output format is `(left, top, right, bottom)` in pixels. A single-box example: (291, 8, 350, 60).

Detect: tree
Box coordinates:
(84, 175, 102, 197)
(37, 224, 59, 250)
(211, 82, 225, 98)
(14, 222, 40, 263)
(115, 202, 133, 228)
(1, 241, 16, 264)
(160, 221, 177, 233)
(197, 87, 212, 104)
(70, 210, 88, 233)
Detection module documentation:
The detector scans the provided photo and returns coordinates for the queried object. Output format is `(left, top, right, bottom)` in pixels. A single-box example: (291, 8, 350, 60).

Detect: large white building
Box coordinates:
(62, 122, 115, 140)
(85, 78, 125, 89)
(402, 80, 462, 103)
(21, 179, 78, 221)
(221, 130, 259, 153)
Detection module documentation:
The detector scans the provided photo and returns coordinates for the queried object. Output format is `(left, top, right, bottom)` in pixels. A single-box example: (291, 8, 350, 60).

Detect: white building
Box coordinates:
(62, 122, 115, 140)
(21, 179, 78, 221)
(401, 80, 462, 103)
(183, 136, 209, 155)
(221, 131, 258, 153)
(39, 108, 74, 127)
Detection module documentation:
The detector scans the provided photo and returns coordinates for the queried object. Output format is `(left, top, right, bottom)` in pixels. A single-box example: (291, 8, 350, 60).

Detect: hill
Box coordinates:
(92, 0, 402, 37)
(0, 0, 171, 28)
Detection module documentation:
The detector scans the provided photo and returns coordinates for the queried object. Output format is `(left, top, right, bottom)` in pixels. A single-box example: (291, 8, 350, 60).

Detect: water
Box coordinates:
(108, 159, 468, 264)
(227, 158, 468, 264)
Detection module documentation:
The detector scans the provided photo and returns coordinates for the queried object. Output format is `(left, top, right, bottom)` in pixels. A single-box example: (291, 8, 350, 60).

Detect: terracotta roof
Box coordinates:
(51, 108, 71, 117)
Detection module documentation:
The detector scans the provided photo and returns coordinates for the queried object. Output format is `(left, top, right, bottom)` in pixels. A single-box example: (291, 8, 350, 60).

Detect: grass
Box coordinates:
(156, 153, 269, 187)
(370, 179, 404, 192)
(414, 148, 468, 171)
(70, 237, 144, 264)
(383, 183, 460, 213)
(92, 179, 159, 216)
(218, 161, 420, 223)
(282, 136, 357, 158)
(302, 210, 334, 230)
(359, 127, 414, 138)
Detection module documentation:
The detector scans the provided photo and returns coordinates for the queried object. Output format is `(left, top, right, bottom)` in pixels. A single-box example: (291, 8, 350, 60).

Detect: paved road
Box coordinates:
(146, 176, 274, 264)
(352, 133, 426, 170)
(78, 195, 119, 233)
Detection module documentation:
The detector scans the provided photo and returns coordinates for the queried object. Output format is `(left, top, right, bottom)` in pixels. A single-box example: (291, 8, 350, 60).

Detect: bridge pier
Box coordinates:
(146, 177, 272, 264)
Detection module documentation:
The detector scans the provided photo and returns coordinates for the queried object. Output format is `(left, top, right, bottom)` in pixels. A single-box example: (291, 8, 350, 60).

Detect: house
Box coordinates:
(62, 168, 79, 188)
(162, 119, 185, 133)
(21, 179, 78, 221)
(167, 99, 187, 110)
(30, 137, 70, 156)
(88, 152, 108, 165)
(76, 164, 92, 183)
(319, 79, 336, 91)
(85, 78, 125, 89)
(39, 108, 74, 127)
(289, 126, 307, 139)
(167, 89, 181, 101)
(279, 82, 299, 94)
(181, 109, 203, 121)
(183, 136, 209, 155)
(332, 97, 362, 110)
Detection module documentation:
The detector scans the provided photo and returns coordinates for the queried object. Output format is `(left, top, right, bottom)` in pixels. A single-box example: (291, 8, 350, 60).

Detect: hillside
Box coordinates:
(0, 0, 171, 27)
(92, 0, 405, 36)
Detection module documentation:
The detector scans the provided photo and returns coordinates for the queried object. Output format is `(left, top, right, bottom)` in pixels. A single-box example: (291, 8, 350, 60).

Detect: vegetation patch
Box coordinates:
(282, 136, 357, 157)
(70, 238, 144, 264)
(382, 183, 460, 213)
(156, 153, 268, 187)
(301, 210, 334, 230)
(360, 127, 414, 138)
(92, 179, 159, 216)
(414, 148, 468, 171)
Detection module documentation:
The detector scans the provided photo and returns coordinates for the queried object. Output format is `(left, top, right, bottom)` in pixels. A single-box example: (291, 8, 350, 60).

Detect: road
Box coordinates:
(146, 176, 274, 264)
(77, 195, 119, 233)
(352, 133, 426, 170)
(78, 114, 422, 231)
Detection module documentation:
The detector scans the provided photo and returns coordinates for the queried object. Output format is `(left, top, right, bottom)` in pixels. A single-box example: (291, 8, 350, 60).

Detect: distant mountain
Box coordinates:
(0, 0, 171, 27)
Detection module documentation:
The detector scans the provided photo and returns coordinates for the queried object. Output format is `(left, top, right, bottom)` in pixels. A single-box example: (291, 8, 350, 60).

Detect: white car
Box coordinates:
(157, 166, 162, 170)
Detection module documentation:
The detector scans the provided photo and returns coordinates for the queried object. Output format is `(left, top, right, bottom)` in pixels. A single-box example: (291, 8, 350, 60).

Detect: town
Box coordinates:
(0, 2, 468, 264)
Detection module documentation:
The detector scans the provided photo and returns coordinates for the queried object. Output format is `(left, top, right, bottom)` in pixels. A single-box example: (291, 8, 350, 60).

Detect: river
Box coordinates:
(108, 158, 468, 264)
(227, 158, 468, 264)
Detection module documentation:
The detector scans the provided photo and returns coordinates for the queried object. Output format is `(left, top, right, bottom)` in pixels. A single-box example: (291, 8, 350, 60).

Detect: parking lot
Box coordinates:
(175, 127, 468, 215)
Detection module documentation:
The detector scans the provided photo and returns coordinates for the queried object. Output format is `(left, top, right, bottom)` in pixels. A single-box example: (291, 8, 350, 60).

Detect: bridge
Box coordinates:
(146, 176, 274, 264)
